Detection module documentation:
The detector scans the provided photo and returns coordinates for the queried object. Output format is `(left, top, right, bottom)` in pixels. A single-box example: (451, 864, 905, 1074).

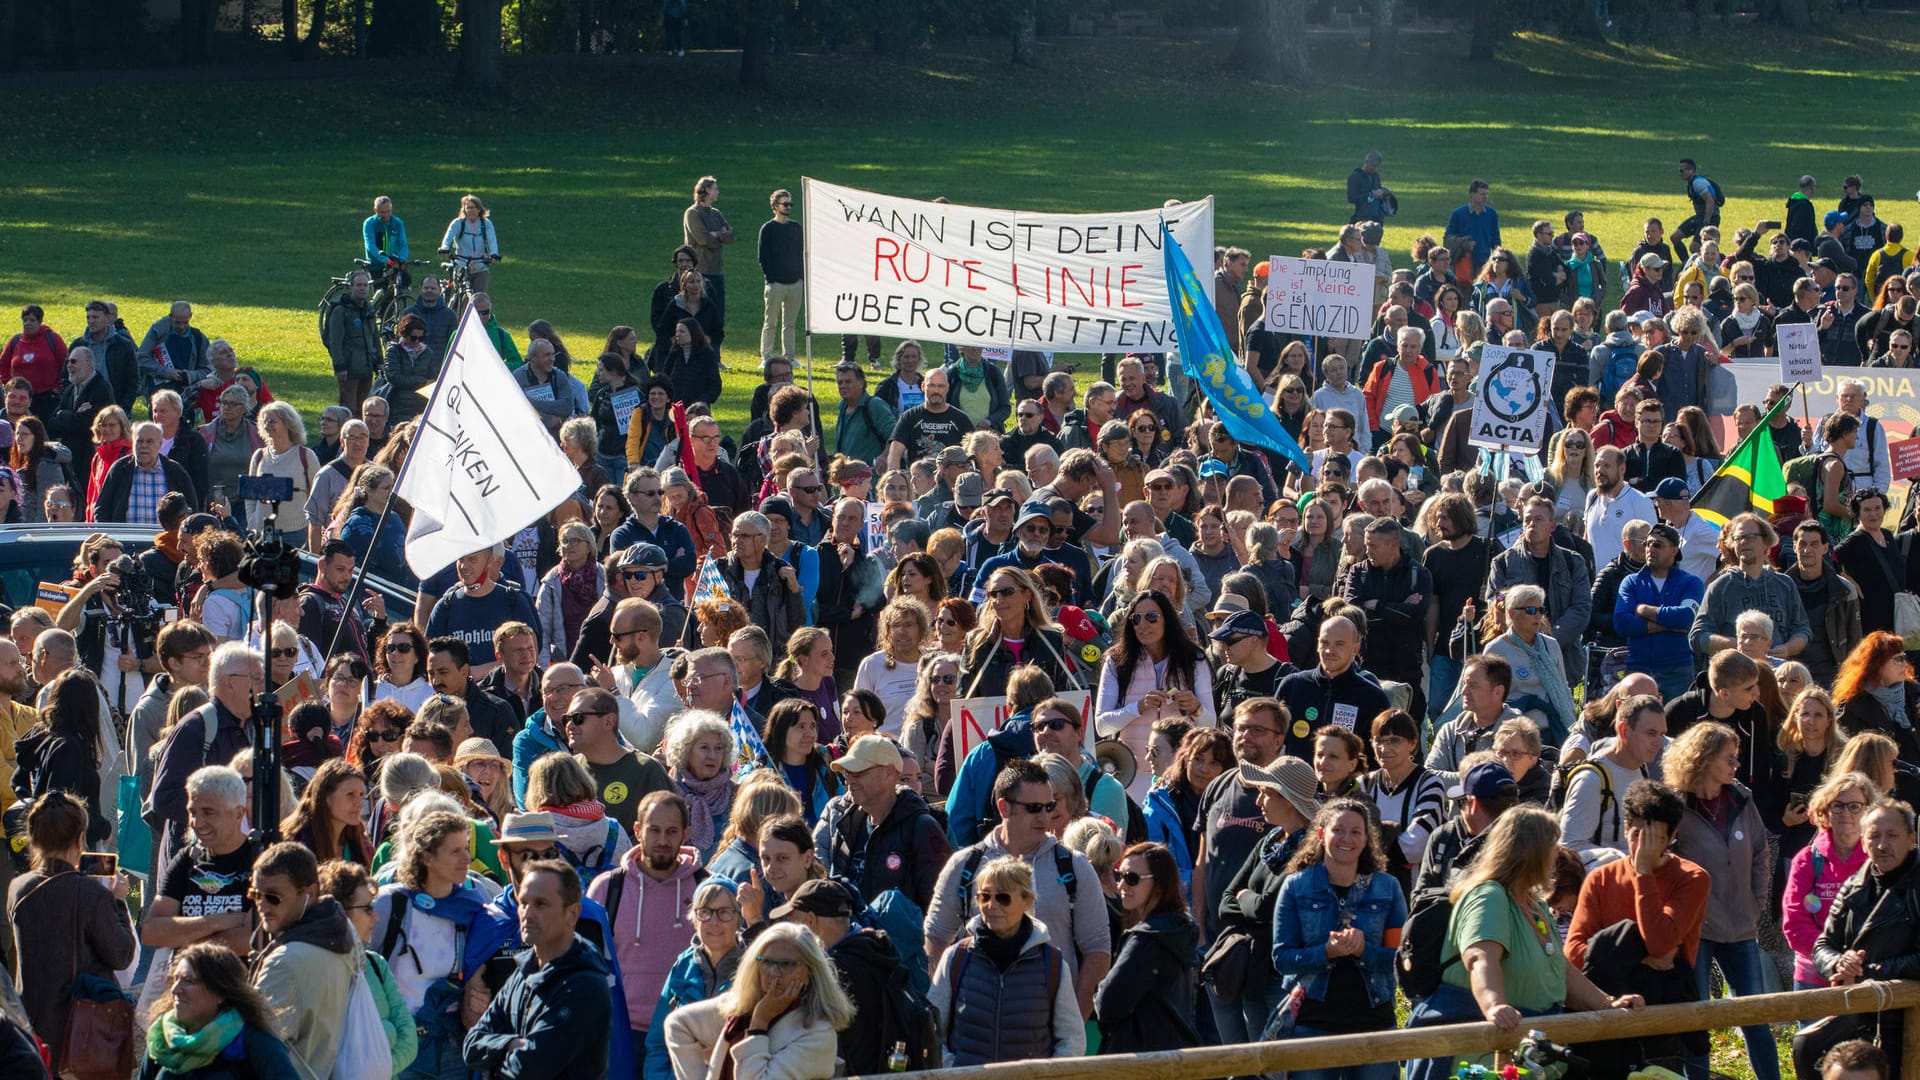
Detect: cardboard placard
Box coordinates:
(1468, 345, 1558, 455)
(947, 690, 1093, 766)
(1777, 322, 1822, 383)
(1264, 255, 1376, 340)
(1891, 435, 1920, 481)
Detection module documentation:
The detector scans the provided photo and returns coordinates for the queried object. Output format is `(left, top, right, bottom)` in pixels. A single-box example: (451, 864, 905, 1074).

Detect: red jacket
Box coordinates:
(1361, 356, 1442, 431)
(0, 329, 67, 395)
(1591, 410, 1636, 449)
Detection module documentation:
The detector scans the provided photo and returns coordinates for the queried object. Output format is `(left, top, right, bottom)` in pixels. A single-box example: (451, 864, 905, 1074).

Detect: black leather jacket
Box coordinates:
(1815, 850, 1920, 983)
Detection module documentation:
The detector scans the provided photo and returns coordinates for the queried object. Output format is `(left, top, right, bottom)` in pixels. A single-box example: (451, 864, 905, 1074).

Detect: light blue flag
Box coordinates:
(692, 554, 730, 606)
(1160, 222, 1311, 473)
(729, 697, 773, 778)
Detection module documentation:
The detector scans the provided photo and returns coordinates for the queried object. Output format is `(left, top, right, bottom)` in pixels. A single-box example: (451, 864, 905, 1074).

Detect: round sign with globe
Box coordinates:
(1484, 354, 1542, 424)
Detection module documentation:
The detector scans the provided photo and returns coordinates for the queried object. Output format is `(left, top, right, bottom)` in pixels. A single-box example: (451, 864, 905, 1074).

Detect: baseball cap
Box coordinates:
(983, 487, 1017, 507)
(1826, 210, 1851, 229)
(955, 473, 985, 507)
(830, 734, 903, 775)
(1638, 252, 1667, 269)
(1254, 259, 1271, 277)
(1145, 468, 1176, 486)
(1790, 238, 1815, 254)
(1209, 609, 1268, 641)
(623, 542, 668, 568)
(497, 811, 561, 846)
(1449, 760, 1520, 802)
(1014, 502, 1052, 530)
(180, 513, 221, 538)
(770, 878, 856, 921)
(1648, 522, 1682, 546)
(1653, 477, 1691, 501)
(937, 446, 969, 467)
(1571, 232, 1593, 246)
(1811, 257, 1836, 270)
(1199, 459, 1229, 479)
(1386, 404, 1420, 427)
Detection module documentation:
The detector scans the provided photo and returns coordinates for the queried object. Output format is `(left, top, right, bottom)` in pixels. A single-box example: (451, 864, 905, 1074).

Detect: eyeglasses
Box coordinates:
(1012, 800, 1057, 816)
(730, 532, 765, 542)
(1130, 611, 1161, 626)
(1113, 870, 1152, 887)
(634, 487, 663, 498)
(506, 845, 562, 862)
(1147, 482, 1173, 492)
(756, 957, 801, 973)
(1034, 717, 1078, 733)
(474, 308, 492, 318)
(248, 889, 286, 907)
(695, 907, 740, 922)
(384, 642, 414, 655)
(368, 729, 403, 743)
(562, 710, 612, 726)
(986, 586, 1020, 600)
(929, 673, 956, 685)
(1830, 800, 1870, 816)
(1495, 747, 1536, 762)
(1513, 605, 1545, 616)
(269, 647, 299, 660)
(975, 891, 1016, 907)
(1235, 723, 1281, 737)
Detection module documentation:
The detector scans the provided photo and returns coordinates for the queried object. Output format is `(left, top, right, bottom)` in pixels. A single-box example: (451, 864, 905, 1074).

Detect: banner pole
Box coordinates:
(1799, 381, 1813, 442)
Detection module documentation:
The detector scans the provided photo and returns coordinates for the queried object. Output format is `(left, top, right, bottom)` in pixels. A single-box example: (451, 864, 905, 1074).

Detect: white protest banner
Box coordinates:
(1263, 255, 1376, 340)
(803, 178, 1214, 350)
(1726, 362, 1920, 444)
(1468, 345, 1558, 455)
(398, 305, 585, 579)
(947, 691, 1094, 767)
(1778, 323, 1823, 384)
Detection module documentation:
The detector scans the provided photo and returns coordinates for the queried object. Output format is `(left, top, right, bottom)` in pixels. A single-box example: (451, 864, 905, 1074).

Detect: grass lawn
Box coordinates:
(5, 21, 1920, 444)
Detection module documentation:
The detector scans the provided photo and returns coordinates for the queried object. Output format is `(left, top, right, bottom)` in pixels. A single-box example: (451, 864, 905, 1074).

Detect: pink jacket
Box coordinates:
(586, 844, 701, 1032)
(1782, 830, 1869, 985)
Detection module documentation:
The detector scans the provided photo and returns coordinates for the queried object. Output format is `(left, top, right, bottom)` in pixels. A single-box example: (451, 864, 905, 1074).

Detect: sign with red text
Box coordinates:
(1892, 436, 1920, 481)
(1263, 256, 1376, 339)
(947, 691, 1093, 768)
(803, 178, 1214, 350)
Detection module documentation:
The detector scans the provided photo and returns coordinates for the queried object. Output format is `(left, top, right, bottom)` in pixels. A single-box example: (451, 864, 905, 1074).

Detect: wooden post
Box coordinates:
(1801, 382, 1815, 443)
(1905, 1001, 1920, 1080)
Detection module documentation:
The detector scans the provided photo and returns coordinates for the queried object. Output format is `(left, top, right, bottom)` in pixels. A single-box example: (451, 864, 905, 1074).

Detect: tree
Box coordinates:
(1232, 0, 1308, 85)
(1469, 0, 1496, 60)
(456, 0, 506, 96)
(739, 0, 772, 87)
(1011, 1, 1036, 65)
(1369, 0, 1395, 73)
(283, 0, 329, 57)
(179, 0, 218, 63)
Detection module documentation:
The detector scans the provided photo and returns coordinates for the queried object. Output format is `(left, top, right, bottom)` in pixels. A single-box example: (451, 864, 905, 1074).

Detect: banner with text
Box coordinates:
(803, 178, 1214, 350)
(1263, 255, 1377, 340)
(1469, 345, 1558, 455)
(947, 691, 1094, 767)
(1725, 363, 1920, 444)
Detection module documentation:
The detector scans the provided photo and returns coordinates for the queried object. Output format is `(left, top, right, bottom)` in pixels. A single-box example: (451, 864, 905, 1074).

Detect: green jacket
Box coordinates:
(483, 316, 521, 368)
(323, 294, 383, 377)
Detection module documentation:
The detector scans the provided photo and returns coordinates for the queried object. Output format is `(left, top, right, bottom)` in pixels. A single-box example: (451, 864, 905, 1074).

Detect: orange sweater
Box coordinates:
(1565, 854, 1711, 970)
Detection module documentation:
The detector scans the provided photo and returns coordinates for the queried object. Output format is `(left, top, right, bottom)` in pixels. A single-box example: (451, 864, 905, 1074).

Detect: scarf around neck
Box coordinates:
(955, 359, 987, 393)
(676, 768, 735, 855)
(146, 1006, 245, 1073)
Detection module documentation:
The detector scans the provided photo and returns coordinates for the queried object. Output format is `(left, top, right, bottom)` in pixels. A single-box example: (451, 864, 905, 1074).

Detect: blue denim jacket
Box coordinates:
(1271, 863, 1407, 1008)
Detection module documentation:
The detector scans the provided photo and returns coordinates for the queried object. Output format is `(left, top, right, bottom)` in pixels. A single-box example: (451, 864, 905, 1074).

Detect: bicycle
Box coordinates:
(318, 257, 430, 338)
(437, 252, 500, 315)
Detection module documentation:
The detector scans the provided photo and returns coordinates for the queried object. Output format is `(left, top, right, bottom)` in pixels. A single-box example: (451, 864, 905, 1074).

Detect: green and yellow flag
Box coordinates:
(1691, 391, 1791, 529)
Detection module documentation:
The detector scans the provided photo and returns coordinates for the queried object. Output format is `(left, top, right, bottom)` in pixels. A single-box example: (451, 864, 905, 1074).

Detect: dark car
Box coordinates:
(0, 523, 417, 620)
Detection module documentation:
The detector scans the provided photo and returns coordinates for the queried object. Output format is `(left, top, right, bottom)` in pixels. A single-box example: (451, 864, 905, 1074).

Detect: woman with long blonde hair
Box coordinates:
(853, 598, 931, 736)
(664, 921, 854, 1080)
(959, 566, 1073, 700)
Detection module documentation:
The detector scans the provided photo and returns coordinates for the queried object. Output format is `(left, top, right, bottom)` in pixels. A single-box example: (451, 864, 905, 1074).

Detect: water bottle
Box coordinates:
(887, 1041, 909, 1073)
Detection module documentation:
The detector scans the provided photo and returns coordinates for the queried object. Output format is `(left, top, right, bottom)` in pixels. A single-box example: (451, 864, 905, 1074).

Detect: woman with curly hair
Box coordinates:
(346, 699, 413, 784)
(854, 598, 931, 735)
(885, 552, 946, 607)
(662, 710, 737, 862)
(370, 811, 490, 1080)
(693, 597, 751, 649)
(1834, 630, 1920, 763)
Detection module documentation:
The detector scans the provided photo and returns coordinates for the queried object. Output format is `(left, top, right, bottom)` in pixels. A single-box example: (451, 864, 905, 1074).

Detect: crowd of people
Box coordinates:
(0, 163, 1918, 1080)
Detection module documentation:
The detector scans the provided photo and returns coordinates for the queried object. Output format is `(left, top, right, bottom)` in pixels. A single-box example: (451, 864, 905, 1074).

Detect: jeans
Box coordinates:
(597, 452, 627, 490)
(1650, 663, 1697, 703)
(1427, 653, 1461, 725)
(1208, 981, 1285, 1077)
(1292, 1025, 1399, 1080)
(762, 279, 804, 360)
(1688, 937, 1781, 1080)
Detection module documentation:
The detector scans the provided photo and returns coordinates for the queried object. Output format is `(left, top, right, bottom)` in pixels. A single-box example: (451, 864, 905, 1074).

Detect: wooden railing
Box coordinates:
(857, 980, 1920, 1080)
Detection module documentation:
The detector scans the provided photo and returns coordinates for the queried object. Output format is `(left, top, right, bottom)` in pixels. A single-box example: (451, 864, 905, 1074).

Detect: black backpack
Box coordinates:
(1395, 886, 1456, 1001)
(878, 959, 942, 1072)
(1083, 768, 1149, 844)
(1706, 176, 1727, 208)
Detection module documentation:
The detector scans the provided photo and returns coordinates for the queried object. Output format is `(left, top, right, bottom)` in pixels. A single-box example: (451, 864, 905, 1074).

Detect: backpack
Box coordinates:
(878, 953, 941, 1071)
(1083, 769, 1149, 845)
(1395, 885, 1457, 1001)
(1783, 452, 1826, 495)
(944, 937, 1063, 1053)
(556, 819, 623, 889)
(1547, 761, 1618, 845)
(850, 883, 931, 996)
(1706, 177, 1727, 208)
(331, 968, 395, 1080)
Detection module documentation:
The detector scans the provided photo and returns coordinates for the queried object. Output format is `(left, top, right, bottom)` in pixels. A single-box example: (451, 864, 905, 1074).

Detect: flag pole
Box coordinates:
(322, 310, 476, 662)
(1799, 381, 1813, 443)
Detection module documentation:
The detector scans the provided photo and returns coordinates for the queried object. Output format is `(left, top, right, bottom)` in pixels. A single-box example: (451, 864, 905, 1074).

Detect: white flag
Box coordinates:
(397, 305, 582, 580)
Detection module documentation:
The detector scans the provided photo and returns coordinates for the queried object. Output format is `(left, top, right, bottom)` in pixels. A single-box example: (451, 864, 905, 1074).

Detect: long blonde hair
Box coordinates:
(968, 566, 1058, 652)
(1779, 687, 1842, 775)
(1450, 806, 1561, 904)
(1665, 722, 1739, 797)
(716, 922, 855, 1030)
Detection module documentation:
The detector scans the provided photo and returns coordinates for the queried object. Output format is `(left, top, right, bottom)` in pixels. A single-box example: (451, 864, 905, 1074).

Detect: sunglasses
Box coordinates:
(622, 569, 653, 580)
(248, 889, 287, 907)
(756, 957, 801, 973)
(1514, 605, 1546, 616)
(1113, 870, 1152, 887)
(1034, 716, 1078, 733)
(975, 891, 1016, 907)
(368, 729, 403, 743)
(269, 647, 299, 660)
(986, 586, 1020, 600)
(930, 673, 956, 685)
(1012, 800, 1057, 816)
(1130, 611, 1161, 625)
(384, 642, 414, 655)
(634, 487, 663, 497)
(795, 484, 824, 493)
(562, 710, 612, 726)
(506, 846, 562, 862)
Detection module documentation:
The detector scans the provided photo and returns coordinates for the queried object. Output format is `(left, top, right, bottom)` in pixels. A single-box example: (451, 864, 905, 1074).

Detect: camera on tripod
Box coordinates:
(236, 476, 303, 599)
(104, 553, 165, 628)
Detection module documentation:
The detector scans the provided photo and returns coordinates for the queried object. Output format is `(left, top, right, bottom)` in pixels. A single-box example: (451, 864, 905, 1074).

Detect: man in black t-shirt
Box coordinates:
(885, 367, 973, 471)
(142, 764, 258, 957)
(562, 688, 672, 833)
(1210, 610, 1289, 717)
